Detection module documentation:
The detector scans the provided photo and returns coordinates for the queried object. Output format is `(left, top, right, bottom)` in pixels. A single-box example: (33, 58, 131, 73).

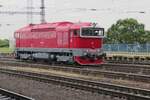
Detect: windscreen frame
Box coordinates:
(80, 26, 105, 38)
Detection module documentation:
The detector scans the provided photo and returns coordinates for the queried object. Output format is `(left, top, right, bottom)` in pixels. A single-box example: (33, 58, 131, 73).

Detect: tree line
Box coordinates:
(104, 18, 150, 44)
(0, 39, 9, 47)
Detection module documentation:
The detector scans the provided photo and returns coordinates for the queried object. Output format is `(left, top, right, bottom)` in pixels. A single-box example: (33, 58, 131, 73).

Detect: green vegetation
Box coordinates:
(0, 39, 9, 47)
(0, 47, 13, 53)
(0, 39, 13, 53)
(104, 18, 150, 44)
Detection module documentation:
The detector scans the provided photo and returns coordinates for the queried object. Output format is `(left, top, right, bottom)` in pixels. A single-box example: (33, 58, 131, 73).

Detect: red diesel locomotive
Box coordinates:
(14, 21, 105, 65)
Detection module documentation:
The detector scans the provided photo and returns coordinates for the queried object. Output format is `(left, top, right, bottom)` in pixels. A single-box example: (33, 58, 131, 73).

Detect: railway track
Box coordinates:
(105, 60, 150, 65)
(0, 87, 33, 100)
(0, 68, 149, 100)
(1, 54, 150, 65)
(1, 58, 150, 72)
(100, 63, 150, 75)
(0, 59, 150, 83)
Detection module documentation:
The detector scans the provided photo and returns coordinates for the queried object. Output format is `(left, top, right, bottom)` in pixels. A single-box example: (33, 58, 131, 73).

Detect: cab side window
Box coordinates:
(74, 30, 77, 36)
(73, 30, 80, 36)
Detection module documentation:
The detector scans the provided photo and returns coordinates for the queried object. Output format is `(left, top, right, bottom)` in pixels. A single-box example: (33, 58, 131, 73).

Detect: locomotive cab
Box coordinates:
(73, 26, 106, 65)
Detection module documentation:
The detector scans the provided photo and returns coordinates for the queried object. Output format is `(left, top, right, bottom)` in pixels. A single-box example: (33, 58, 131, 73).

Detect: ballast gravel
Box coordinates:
(0, 73, 125, 100)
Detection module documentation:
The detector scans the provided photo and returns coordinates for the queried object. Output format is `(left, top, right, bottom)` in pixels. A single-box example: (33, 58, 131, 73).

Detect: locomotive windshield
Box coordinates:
(81, 27, 104, 38)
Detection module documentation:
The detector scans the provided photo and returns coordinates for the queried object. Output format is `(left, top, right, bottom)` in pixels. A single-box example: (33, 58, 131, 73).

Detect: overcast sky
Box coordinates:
(0, 0, 150, 39)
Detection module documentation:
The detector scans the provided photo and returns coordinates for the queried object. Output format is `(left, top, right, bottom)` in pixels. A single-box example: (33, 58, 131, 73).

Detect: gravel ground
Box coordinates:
(0, 73, 125, 100)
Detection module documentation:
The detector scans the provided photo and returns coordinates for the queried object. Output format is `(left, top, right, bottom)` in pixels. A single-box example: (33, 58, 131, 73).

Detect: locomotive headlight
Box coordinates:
(83, 52, 87, 56)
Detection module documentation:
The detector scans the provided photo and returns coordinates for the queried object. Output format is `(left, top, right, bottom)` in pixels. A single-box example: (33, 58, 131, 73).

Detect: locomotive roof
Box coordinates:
(15, 21, 92, 32)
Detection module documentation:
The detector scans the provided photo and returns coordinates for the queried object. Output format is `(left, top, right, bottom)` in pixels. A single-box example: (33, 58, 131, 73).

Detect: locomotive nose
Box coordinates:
(91, 41, 95, 49)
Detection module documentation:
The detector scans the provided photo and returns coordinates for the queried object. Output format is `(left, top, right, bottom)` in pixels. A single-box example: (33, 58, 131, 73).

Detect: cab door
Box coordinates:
(69, 30, 80, 48)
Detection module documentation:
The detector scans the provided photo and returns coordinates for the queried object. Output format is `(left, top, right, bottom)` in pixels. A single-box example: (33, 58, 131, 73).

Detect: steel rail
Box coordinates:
(100, 63, 150, 75)
(102, 63, 150, 69)
(0, 68, 149, 100)
(104, 59, 150, 65)
(0, 87, 34, 100)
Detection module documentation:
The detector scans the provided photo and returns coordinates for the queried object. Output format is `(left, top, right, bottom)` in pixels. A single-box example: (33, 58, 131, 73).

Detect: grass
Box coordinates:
(0, 47, 14, 53)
